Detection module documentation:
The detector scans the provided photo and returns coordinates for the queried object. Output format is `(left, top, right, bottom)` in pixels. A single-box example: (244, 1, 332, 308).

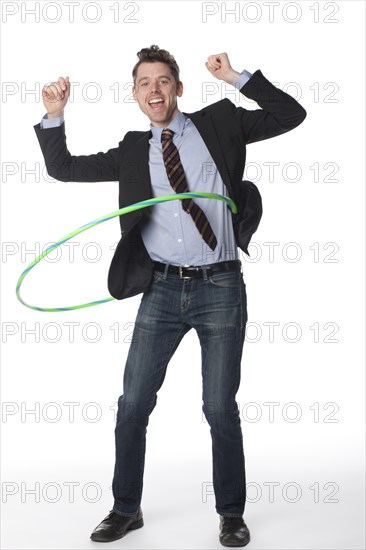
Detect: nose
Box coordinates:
(150, 79, 161, 93)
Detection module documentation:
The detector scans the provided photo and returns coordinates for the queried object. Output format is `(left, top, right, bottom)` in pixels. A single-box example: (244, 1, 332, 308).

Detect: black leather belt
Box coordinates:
(153, 260, 241, 279)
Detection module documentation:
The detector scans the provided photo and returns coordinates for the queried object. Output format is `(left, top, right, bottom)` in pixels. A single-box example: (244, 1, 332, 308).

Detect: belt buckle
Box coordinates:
(179, 266, 191, 279)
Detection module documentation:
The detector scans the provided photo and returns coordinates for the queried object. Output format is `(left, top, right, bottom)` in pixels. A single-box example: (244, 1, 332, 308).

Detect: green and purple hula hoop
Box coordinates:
(16, 192, 237, 312)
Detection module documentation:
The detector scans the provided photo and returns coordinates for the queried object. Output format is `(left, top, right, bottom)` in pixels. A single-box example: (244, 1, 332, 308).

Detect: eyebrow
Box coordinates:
(137, 75, 172, 84)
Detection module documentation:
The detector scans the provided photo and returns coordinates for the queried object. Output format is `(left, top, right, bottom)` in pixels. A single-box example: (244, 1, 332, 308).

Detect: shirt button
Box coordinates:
(174, 213, 178, 218)
(177, 238, 182, 243)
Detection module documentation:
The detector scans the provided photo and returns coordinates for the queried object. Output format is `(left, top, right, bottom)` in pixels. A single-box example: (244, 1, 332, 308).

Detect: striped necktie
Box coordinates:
(161, 128, 217, 251)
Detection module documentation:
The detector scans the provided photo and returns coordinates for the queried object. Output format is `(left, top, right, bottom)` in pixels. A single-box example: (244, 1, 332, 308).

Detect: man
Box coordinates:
(35, 46, 306, 547)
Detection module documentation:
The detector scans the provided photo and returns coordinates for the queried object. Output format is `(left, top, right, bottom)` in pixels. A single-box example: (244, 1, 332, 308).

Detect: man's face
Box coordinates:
(132, 61, 183, 128)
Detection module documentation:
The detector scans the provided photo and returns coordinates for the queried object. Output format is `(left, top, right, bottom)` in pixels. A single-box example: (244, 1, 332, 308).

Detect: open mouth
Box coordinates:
(148, 97, 165, 111)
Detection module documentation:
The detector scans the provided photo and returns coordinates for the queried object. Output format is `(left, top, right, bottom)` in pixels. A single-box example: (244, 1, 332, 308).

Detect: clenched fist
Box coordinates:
(205, 53, 240, 85)
(42, 76, 70, 118)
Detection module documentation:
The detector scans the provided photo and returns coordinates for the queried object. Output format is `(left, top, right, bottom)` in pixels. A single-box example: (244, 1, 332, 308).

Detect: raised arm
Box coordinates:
(34, 76, 119, 182)
(206, 53, 307, 144)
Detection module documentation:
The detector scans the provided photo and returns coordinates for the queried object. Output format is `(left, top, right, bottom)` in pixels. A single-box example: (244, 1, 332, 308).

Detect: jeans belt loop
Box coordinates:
(163, 262, 169, 280)
(202, 264, 208, 281)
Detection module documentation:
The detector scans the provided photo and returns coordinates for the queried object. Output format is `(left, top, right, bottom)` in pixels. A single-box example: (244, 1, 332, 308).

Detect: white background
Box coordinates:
(1, 1, 365, 549)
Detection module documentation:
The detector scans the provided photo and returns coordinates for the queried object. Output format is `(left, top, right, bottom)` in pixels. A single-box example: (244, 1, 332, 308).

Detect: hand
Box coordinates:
(42, 76, 70, 118)
(205, 53, 240, 85)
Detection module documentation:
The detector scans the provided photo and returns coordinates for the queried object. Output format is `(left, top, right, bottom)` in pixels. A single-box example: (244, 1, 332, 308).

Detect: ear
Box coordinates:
(177, 81, 183, 97)
(132, 84, 137, 101)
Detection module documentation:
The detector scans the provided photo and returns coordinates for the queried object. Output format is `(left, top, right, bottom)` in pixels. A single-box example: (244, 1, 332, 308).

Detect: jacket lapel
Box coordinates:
(133, 131, 152, 200)
(125, 110, 235, 202)
(184, 109, 235, 198)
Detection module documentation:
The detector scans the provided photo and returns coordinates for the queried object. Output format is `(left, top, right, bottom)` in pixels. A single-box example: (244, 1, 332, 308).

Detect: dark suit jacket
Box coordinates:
(34, 69, 306, 300)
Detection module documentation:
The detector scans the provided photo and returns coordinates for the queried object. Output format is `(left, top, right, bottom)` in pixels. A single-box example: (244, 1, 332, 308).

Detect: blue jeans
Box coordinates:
(112, 261, 248, 518)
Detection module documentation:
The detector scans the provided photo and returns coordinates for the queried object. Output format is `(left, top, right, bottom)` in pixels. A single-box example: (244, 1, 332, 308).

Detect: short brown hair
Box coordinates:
(132, 45, 180, 86)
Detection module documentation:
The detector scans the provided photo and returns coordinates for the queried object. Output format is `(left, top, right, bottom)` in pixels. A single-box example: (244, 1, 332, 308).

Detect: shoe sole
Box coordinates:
(219, 534, 251, 547)
(90, 518, 144, 542)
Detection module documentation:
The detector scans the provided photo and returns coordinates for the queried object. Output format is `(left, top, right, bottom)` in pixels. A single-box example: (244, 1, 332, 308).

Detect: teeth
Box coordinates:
(149, 98, 164, 104)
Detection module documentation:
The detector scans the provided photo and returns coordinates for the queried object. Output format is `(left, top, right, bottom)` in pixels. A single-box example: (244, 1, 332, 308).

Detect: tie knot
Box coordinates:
(161, 128, 174, 143)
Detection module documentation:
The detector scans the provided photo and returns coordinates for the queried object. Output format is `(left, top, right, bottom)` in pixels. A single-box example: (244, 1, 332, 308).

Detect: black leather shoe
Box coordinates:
(219, 516, 250, 547)
(90, 507, 143, 542)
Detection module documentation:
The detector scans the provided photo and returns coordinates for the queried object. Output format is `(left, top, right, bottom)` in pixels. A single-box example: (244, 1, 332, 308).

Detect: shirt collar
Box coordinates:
(150, 111, 187, 142)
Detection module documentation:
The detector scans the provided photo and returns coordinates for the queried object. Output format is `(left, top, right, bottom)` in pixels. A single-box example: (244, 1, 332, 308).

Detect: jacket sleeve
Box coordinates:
(234, 69, 307, 144)
(34, 121, 119, 182)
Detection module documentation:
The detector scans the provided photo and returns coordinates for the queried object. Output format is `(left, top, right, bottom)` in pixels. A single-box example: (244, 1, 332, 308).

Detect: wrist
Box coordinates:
(47, 110, 64, 119)
(225, 69, 241, 85)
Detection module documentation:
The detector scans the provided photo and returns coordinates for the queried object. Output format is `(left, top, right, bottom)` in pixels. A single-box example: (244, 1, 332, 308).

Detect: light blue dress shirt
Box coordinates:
(40, 70, 252, 266)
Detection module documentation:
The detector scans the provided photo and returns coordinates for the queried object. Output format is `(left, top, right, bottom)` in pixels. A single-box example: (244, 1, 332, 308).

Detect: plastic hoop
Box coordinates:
(16, 192, 237, 312)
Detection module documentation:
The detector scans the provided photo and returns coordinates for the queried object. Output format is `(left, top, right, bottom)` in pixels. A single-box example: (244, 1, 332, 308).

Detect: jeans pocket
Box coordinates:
(152, 271, 164, 283)
(208, 270, 240, 288)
